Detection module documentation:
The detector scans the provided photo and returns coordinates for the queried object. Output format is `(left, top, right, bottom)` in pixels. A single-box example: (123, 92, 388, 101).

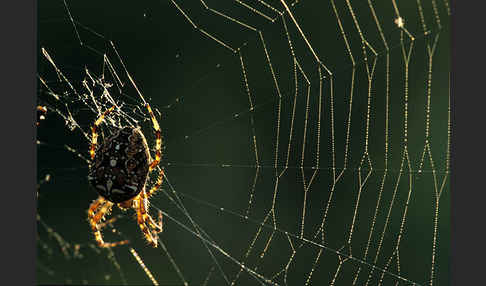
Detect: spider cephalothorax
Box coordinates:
(87, 104, 164, 248)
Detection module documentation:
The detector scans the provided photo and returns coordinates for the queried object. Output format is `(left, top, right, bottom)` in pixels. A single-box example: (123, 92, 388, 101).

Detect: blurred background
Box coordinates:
(37, 1, 450, 285)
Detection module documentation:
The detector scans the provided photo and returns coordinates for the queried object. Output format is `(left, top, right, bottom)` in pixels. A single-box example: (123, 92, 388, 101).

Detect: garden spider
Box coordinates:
(87, 103, 164, 248)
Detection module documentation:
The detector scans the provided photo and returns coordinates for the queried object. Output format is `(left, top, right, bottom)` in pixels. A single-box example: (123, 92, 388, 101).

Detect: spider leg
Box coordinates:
(134, 192, 160, 247)
(143, 104, 164, 235)
(97, 215, 123, 230)
(147, 211, 163, 243)
(146, 209, 163, 235)
(90, 106, 115, 159)
(88, 196, 129, 248)
(144, 103, 162, 171)
(146, 168, 164, 199)
(153, 210, 163, 234)
(141, 188, 163, 233)
(88, 196, 104, 221)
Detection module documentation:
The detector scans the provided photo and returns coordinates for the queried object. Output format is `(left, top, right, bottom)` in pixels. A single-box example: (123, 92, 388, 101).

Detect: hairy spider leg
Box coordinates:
(143, 103, 164, 234)
(146, 208, 163, 235)
(147, 168, 165, 199)
(145, 103, 162, 171)
(154, 210, 163, 235)
(90, 106, 116, 159)
(87, 196, 104, 221)
(97, 215, 124, 229)
(88, 196, 130, 248)
(145, 168, 165, 233)
(135, 191, 160, 247)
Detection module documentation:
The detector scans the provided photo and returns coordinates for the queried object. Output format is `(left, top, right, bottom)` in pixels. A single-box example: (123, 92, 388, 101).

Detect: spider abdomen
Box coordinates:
(88, 126, 151, 203)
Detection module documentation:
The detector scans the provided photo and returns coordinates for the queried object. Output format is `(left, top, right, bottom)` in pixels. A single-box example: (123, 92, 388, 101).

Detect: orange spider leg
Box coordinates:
(145, 169, 164, 233)
(141, 208, 163, 239)
(98, 215, 123, 229)
(147, 168, 164, 199)
(143, 103, 164, 233)
(146, 209, 163, 235)
(145, 103, 162, 171)
(90, 106, 115, 159)
(88, 196, 104, 220)
(154, 210, 163, 234)
(135, 192, 159, 247)
(88, 196, 129, 248)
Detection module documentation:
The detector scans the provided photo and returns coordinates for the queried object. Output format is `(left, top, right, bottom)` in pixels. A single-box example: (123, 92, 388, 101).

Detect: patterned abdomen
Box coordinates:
(88, 127, 151, 203)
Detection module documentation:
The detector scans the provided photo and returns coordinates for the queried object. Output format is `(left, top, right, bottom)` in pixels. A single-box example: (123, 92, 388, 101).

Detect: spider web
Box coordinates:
(36, 0, 451, 285)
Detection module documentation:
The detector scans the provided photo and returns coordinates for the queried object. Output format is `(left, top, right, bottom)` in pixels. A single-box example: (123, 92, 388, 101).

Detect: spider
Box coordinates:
(87, 103, 164, 248)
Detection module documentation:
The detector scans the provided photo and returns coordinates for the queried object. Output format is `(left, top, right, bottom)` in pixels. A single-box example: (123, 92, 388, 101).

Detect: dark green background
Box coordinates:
(37, 1, 450, 285)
